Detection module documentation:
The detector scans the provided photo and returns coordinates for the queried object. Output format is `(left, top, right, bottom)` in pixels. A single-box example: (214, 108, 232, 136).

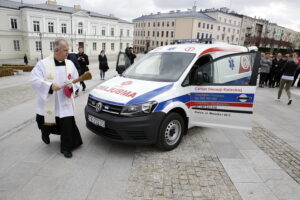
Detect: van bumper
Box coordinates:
(85, 106, 166, 145)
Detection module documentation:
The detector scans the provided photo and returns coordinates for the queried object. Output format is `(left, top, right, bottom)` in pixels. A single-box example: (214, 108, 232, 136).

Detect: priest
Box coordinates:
(30, 38, 82, 158)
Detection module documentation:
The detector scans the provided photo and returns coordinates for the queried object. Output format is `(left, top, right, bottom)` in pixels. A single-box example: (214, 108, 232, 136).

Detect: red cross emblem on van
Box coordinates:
(121, 81, 133, 86)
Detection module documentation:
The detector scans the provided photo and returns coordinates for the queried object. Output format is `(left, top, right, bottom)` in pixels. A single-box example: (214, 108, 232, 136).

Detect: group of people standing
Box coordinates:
(259, 52, 300, 105)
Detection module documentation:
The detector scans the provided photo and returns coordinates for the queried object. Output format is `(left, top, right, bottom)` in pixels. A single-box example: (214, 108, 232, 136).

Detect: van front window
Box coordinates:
(123, 52, 195, 82)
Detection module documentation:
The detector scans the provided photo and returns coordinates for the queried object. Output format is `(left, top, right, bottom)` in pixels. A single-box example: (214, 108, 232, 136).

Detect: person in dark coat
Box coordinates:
(277, 53, 298, 105)
(126, 47, 136, 64)
(24, 54, 28, 65)
(98, 50, 109, 80)
(292, 56, 300, 87)
(68, 53, 81, 96)
(269, 53, 283, 87)
(76, 47, 89, 91)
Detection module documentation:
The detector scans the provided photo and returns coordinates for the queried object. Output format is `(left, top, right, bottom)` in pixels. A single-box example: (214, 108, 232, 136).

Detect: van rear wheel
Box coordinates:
(157, 112, 185, 151)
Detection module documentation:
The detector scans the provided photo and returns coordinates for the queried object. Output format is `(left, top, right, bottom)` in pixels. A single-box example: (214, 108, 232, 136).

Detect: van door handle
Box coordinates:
(237, 96, 252, 100)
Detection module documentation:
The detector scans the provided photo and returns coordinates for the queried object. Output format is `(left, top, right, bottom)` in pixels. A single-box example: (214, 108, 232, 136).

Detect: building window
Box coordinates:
(153, 22, 155, 27)
(202, 23, 205, 29)
(120, 29, 123, 36)
(148, 22, 150, 27)
(102, 27, 106, 36)
(167, 21, 169, 27)
(61, 23, 67, 33)
(93, 42, 97, 51)
(152, 41, 154, 46)
(166, 31, 169, 37)
(165, 41, 168, 45)
(153, 31, 155, 37)
(111, 28, 114, 36)
(127, 30, 130, 36)
(207, 24, 209, 29)
(197, 32, 200, 39)
(228, 28, 230, 33)
(92, 26, 97, 35)
(218, 26, 220, 31)
(48, 22, 54, 33)
(78, 22, 83, 34)
(147, 31, 150, 37)
(223, 27, 226, 32)
(211, 25, 213, 30)
(201, 33, 204, 39)
(210, 34, 212, 38)
(33, 21, 40, 32)
(171, 31, 174, 38)
(102, 42, 106, 50)
(157, 31, 159, 37)
(237, 30, 240, 34)
(50, 41, 55, 51)
(120, 43, 123, 50)
(229, 19, 232, 24)
(233, 29, 235, 34)
(111, 43, 114, 51)
(158, 22, 160, 27)
(198, 22, 201, 28)
(156, 41, 159, 46)
(11, 18, 18, 29)
(35, 41, 41, 51)
(217, 35, 219, 40)
(162, 22, 164, 27)
(13, 40, 20, 51)
(224, 18, 227, 23)
(161, 31, 164, 37)
(206, 33, 208, 38)
(172, 21, 175, 26)
(161, 41, 163, 46)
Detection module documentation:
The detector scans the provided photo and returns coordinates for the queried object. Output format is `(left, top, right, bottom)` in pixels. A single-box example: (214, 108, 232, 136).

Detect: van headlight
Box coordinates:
(120, 101, 157, 117)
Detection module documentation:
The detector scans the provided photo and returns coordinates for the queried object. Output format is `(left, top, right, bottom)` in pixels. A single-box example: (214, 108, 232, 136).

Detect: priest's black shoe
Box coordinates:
(61, 150, 72, 158)
(41, 132, 50, 144)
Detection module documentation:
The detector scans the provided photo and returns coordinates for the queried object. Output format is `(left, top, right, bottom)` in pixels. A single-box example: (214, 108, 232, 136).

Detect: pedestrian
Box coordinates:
(29, 38, 83, 158)
(269, 53, 283, 88)
(77, 47, 89, 91)
(259, 52, 272, 87)
(292, 53, 300, 87)
(126, 47, 136, 64)
(24, 54, 28, 65)
(276, 53, 299, 105)
(98, 50, 109, 80)
(67, 53, 81, 96)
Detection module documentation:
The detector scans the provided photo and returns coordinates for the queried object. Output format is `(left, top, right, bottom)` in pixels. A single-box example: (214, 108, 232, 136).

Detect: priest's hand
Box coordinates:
(66, 83, 72, 89)
(51, 83, 61, 91)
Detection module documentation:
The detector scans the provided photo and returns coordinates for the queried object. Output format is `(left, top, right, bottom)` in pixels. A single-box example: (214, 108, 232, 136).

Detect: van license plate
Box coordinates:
(88, 115, 105, 128)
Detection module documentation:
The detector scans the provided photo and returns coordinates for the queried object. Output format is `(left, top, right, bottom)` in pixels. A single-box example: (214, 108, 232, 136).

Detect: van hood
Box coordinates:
(89, 76, 173, 105)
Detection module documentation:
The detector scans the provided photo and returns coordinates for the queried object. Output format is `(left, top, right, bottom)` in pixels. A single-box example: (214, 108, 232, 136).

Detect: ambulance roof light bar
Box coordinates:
(170, 38, 214, 44)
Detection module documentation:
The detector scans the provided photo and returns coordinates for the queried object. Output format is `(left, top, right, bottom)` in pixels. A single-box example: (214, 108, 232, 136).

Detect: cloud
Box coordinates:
(22, 0, 300, 31)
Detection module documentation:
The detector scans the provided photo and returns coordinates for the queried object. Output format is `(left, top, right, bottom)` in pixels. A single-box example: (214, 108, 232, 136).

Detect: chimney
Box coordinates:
(192, 5, 197, 12)
(109, 13, 115, 18)
(74, 5, 81, 9)
(46, 0, 57, 5)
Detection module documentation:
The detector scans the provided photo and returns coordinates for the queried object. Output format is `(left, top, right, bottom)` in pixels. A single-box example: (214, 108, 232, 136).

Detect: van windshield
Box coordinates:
(123, 52, 196, 82)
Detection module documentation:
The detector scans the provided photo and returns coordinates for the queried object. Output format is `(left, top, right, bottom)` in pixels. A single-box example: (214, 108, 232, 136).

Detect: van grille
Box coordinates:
(88, 97, 123, 115)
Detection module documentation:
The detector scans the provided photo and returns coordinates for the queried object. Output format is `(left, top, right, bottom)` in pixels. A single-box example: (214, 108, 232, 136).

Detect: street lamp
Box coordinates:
(39, 32, 43, 59)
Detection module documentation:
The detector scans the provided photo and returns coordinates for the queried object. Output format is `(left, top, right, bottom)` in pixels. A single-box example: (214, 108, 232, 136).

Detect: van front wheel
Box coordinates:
(157, 112, 185, 151)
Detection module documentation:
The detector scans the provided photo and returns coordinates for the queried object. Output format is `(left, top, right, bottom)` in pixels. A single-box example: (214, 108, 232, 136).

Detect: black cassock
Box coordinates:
(36, 114, 82, 152)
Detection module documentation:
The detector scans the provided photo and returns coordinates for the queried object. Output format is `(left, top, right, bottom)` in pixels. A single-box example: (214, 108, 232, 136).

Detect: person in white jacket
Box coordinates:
(29, 38, 82, 158)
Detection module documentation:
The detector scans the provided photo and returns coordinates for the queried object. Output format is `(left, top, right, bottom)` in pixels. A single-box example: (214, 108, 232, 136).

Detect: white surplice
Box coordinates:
(30, 58, 80, 120)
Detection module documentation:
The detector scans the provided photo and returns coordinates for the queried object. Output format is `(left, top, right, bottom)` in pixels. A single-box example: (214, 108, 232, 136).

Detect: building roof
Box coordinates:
(0, 0, 132, 24)
(133, 11, 217, 22)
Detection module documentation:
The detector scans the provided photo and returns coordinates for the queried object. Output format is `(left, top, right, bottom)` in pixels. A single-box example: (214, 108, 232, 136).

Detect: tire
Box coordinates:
(157, 112, 185, 151)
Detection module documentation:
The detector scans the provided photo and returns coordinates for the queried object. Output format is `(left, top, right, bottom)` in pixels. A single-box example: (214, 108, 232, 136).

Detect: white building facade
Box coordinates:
(0, 0, 134, 60)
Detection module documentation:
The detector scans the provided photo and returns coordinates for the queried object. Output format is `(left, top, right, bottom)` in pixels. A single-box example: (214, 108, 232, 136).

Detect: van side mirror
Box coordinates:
(197, 71, 204, 85)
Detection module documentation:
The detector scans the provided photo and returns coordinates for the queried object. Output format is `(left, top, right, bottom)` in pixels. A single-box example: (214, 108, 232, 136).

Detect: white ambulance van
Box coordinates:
(85, 43, 260, 150)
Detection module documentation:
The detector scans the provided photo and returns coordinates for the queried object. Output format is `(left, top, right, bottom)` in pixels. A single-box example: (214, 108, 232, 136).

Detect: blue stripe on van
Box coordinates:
(126, 84, 174, 105)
